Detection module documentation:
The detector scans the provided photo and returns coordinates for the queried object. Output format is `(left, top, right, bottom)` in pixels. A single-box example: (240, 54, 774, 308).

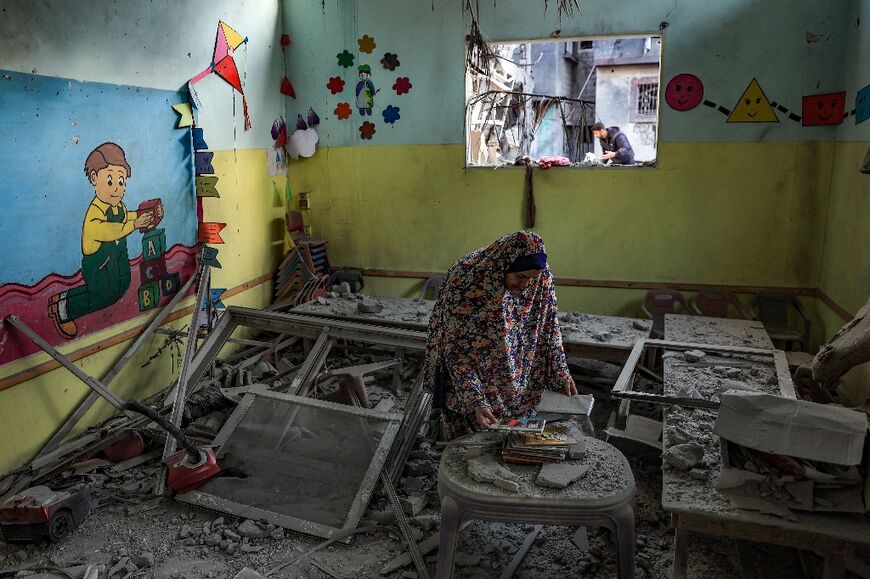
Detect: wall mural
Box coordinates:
(665, 73, 868, 127)
(0, 71, 198, 370)
(328, 34, 413, 140)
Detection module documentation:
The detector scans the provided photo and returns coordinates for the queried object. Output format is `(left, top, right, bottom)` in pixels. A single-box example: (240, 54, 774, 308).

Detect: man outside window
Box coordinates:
(591, 122, 635, 165)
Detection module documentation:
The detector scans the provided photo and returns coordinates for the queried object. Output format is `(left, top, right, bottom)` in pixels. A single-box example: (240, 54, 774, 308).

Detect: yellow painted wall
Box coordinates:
(290, 141, 829, 302)
(817, 140, 870, 402)
(0, 149, 284, 473)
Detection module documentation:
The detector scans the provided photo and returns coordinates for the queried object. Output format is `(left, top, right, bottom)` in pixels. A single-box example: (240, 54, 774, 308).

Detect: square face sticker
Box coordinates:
(855, 83, 870, 125)
(802, 91, 846, 126)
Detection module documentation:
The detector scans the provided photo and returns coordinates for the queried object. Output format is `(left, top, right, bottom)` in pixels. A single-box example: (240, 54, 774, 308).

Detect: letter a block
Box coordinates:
(138, 282, 160, 311)
(142, 228, 166, 261)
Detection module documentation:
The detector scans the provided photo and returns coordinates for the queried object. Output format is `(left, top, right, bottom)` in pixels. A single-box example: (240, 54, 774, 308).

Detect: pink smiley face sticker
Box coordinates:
(665, 73, 704, 111)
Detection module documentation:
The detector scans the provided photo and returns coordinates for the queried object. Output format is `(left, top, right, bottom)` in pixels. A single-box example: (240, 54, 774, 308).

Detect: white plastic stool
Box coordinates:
(437, 434, 636, 578)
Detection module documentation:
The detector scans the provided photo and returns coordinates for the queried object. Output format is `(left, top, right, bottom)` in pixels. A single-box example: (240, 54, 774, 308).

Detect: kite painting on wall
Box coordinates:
(0, 71, 198, 373)
(189, 20, 251, 130)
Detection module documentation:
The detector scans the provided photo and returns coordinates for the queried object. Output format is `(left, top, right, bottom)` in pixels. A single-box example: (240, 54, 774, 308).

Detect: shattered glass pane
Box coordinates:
(198, 396, 388, 529)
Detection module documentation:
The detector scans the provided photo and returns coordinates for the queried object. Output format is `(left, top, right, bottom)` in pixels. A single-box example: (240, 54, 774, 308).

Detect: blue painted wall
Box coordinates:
(0, 71, 196, 284)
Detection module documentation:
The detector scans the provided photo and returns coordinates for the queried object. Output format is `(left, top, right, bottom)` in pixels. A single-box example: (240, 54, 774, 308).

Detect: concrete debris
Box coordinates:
(412, 514, 439, 532)
(715, 391, 867, 465)
(333, 281, 351, 295)
(684, 350, 706, 362)
(358, 299, 384, 314)
(454, 552, 482, 567)
(568, 439, 588, 460)
(234, 569, 268, 579)
(401, 493, 427, 516)
(493, 478, 520, 492)
(133, 552, 154, 567)
(467, 454, 519, 486)
(366, 508, 396, 525)
(535, 463, 590, 489)
(728, 494, 797, 521)
(675, 384, 703, 399)
(237, 519, 272, 539)
(571, 527, 589, 550)
(631, 320, 648, 330)
(662, 442, 705, 471)
(688, 468, 708, 480)
(402, 476, 427, 494)
(717, 379, 757, 394)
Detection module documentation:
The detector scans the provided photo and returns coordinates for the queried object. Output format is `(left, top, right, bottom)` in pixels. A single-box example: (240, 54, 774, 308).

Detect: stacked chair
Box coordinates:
(272, 211, 331, 310)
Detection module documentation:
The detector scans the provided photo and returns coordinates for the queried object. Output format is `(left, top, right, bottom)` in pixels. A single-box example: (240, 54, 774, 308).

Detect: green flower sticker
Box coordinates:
(337, 50, 355, 68)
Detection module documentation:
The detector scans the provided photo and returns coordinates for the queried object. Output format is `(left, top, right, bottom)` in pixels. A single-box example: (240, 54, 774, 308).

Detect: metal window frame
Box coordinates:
(173, 306, 427, 405)
(611, 338, 795, 409)
(176, 390, 403, 540)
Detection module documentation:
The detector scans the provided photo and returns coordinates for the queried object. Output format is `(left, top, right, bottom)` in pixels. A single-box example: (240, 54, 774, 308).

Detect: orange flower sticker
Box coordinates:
(334, 102, 352, 120)
(358, 35, 376, 54)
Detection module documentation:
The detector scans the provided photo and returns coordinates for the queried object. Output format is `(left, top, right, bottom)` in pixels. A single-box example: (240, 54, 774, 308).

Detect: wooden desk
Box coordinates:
(291, 296, 651, 364)
(662, 314, 870, 579)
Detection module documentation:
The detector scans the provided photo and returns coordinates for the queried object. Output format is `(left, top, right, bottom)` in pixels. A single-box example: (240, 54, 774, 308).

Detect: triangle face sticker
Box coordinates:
(727, 79, 778, 122)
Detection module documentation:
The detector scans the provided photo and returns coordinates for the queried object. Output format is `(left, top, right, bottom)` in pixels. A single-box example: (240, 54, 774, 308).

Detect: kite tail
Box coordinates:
(243, 95, 252, 131)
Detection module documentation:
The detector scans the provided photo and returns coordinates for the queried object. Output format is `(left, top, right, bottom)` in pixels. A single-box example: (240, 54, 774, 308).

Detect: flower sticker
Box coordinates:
(382, 105, 400, 124)
(381, 52, 400, 71)
(334, 102, 352, 120)
(358, 35, 376, 54)
(393, 77, 412, 95)
(359, 121, 376, 139)
(327, 76, 346, 94)
(337, 50, 355, 68)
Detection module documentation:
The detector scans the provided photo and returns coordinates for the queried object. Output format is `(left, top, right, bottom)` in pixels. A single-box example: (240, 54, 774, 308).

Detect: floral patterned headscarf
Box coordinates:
(422, 231, 571, 433)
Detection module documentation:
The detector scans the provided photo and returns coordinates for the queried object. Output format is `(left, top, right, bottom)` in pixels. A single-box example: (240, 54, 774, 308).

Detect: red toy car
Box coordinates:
(0, 483, 91, 543)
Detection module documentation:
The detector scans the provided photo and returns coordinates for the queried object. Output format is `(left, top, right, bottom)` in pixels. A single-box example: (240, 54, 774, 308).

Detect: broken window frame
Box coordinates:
(175, 306, 427, 404)
(611, 338, 795, 409)
(175, 390, 403, 540)
(464, 34, 663, 167)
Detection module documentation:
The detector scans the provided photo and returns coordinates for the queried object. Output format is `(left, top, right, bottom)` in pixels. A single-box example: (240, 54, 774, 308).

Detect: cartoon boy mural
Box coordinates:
(47, 142, 162, 339)
(356, 65, 378, 116)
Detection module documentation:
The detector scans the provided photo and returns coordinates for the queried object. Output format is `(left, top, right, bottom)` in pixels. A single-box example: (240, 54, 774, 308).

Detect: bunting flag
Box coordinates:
(198, 222, 227, 244)
(196, 176, 220, 198)
(202, 246, 222, 268)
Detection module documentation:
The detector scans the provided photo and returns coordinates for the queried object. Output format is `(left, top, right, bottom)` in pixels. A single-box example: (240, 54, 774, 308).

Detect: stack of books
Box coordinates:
(501, 425, 577, 465)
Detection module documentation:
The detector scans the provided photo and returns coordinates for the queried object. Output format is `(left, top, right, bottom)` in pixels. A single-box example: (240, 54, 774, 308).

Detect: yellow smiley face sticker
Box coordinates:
(727, 78, 779, 123)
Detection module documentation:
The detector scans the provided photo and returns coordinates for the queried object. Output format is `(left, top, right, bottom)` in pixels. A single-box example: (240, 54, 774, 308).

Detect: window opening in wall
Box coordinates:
(465, 35, 661, 168)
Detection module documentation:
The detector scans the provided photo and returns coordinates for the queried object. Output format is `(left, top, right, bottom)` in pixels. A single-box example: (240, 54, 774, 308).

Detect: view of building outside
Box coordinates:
(465, 35, 661, 167)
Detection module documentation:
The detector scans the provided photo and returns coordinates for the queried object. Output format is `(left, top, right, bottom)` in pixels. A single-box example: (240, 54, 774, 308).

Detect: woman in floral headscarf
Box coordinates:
(422, 231, 576, 440)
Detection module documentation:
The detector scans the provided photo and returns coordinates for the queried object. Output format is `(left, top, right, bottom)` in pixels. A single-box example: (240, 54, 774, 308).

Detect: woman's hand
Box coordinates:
(475, 407, 497, 428)
(563, 375, 577, 396)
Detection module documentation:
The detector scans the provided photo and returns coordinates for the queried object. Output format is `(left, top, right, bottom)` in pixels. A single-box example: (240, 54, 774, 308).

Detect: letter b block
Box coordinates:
(138, 282, 160, 311)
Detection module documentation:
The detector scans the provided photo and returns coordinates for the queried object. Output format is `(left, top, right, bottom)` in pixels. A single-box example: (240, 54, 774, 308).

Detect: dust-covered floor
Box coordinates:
(0, 398, 749, 579)
(0, 352, 845, 579)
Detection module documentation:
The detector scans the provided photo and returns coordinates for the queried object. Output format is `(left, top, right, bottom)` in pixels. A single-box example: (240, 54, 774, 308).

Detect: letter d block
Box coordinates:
(160, 272, 181, 297)
(138, 282, 160, 311)
(142, 228, 166, 261)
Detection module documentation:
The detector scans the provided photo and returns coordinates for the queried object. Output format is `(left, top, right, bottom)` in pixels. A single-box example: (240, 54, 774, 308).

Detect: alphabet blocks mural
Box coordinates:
(0, 71, 198, 373)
